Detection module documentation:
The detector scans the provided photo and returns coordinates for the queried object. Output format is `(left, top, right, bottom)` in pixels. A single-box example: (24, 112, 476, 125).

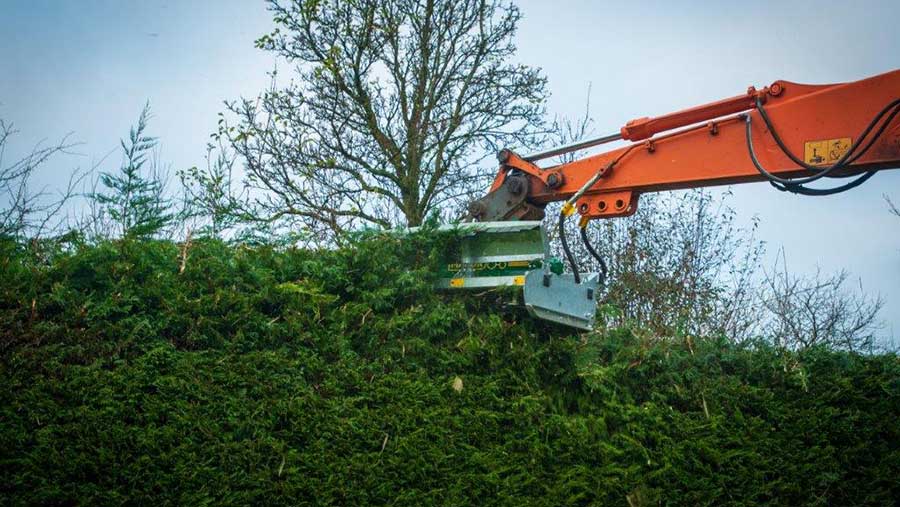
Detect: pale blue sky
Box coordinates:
(2, 0, 899, 337)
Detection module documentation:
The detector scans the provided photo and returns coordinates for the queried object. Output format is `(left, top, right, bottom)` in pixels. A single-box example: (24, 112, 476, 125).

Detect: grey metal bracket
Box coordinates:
(523, 270, 600, 331)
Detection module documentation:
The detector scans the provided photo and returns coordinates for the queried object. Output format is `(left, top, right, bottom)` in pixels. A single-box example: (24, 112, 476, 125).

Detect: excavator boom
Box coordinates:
(470, 69, 900, 222)
(452, 69, 900, 330)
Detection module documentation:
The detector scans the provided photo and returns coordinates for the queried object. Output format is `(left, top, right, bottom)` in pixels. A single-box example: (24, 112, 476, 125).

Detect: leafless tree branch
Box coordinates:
(0, 119, 85, 240)
(760, 250, 883, 352)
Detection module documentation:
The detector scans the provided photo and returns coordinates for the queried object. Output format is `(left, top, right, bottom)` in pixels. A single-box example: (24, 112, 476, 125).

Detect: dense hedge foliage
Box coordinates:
(1, 234, 898, 506)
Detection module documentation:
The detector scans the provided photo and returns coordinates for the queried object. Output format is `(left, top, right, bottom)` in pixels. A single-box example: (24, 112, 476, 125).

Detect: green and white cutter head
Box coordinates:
(432, 221, 600, 331)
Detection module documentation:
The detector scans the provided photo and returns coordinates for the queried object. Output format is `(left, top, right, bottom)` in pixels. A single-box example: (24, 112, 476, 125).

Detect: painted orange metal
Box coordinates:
(620, 86, 770, 141)
(493, 69, 900, 220)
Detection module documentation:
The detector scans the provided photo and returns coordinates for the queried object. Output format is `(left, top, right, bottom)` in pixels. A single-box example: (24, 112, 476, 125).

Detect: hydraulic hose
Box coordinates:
(579, 226, 608, 284)
(746, 97, 900, 194)
(558, 210, 581, 284)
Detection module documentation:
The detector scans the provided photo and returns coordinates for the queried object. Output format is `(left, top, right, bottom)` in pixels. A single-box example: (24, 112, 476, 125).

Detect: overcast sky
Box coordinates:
(2, 0, 898, 338)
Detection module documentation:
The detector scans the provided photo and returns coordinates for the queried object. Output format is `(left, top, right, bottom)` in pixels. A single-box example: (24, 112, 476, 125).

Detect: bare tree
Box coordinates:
(0, 119, 83, 240)
(760, 252, 883, 352)
(218, 0, 548, 238)
(549, 83, 595, 165)
(887, 194, 899, 219)
(578, 190, 765, 340)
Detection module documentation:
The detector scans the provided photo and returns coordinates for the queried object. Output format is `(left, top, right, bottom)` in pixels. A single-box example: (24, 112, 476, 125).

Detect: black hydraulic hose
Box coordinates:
(558, 212, 581, 284)
(770, 171, 877, 196)
(746, 116, 881, 195)
(579, 226, 608, 284)
(841, 105, 900, 165)
(756, 96, 900, 175)
(747, 99, 900, 186)
(746, 98, 900, 194)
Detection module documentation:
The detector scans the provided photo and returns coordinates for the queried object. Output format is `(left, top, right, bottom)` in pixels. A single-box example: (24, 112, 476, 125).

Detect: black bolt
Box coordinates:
(547, 173, 562, 188)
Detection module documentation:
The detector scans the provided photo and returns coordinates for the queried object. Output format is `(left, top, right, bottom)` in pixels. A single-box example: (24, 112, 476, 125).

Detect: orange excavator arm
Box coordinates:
(468, 68, 900, 224)
(460, 68, 899, 330)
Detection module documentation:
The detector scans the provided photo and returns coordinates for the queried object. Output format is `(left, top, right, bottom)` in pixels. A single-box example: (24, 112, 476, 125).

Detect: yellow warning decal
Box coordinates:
(804, 137, 851, 166)
(449, 278, 465, 288)
(512, 275, 525, 286)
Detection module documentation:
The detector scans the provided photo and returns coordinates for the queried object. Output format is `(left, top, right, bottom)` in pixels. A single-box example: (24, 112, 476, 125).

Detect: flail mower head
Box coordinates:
(429, 221, 600, 330)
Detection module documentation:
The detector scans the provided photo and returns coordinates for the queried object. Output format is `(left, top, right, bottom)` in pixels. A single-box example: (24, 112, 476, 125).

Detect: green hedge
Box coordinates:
(1, 234, 897, 506)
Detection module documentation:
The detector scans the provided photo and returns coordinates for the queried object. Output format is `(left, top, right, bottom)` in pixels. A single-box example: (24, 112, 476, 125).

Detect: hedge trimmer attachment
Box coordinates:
(427, 221, 600, 330)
